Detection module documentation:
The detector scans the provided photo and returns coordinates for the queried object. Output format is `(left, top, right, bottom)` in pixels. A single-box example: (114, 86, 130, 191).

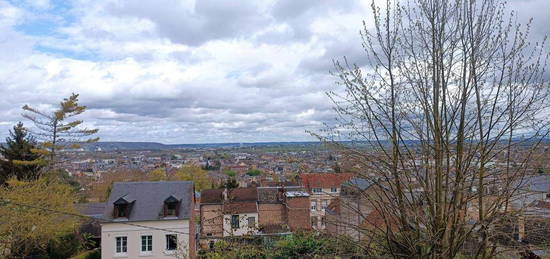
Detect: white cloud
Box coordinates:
(0, 0, 546, 143)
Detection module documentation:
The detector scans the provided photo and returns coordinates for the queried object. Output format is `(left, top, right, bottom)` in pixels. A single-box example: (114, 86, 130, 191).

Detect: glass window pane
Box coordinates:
(166, 234, 177, 250)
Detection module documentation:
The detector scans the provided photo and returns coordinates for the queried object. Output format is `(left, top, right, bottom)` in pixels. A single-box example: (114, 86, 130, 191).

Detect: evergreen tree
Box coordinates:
(22, 93, 99, 168)
(0, 122, 42, 184)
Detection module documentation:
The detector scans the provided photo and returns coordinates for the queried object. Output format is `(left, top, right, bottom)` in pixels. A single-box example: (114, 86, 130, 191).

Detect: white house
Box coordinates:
(100, 181, 196, 259)
(222, 212, 259, 236)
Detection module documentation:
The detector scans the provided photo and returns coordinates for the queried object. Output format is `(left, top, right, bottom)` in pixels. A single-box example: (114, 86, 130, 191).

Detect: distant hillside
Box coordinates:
(80, 142, 169, 151)
(77, 141, 325, 151)
(3, 138, 550, 152)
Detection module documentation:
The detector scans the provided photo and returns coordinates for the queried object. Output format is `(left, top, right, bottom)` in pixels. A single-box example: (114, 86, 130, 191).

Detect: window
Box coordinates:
(115, 236, 127, 254)
(141, 235, 152, 253)
(321, 200, 329, 210)
(231, 215, 240, 229)
(113, 197, 131, 218)
(166, 234, 177, 251)
(166, 202, 177, 216)
(209, 241, 215, 250)
(321, 216, 326, 227)
(311, 216, 318, 228)
(310, 200, 317, 211)
(114, 204, 128, 218)
(546, 193, 550, 199)
(331, 187, 338, 193)
(312, 188, 322, 193)
(247, 217, 256, 228)
(164, 196, 179, 217)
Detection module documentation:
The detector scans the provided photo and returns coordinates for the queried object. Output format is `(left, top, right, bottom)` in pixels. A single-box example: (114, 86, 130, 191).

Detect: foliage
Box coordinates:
(84, 249, 101, 259)
(148, 167, 168, 181)
(0, 177, 79, 258)
(223, 169, 236, 177)
(22, 93, 99, 168)
(219, 177, 239, 189)
(199, 232, 360, 259)
(320, 0, 549, 257)
(46, 233, 81, 258)
(88, 169, 147, 202)
(70, 249, 100, 259)
(199, 240, 266, 259)
(246, 169, 262, 176)
(0, 122, 43, 184)
(172, 165, 212, 191)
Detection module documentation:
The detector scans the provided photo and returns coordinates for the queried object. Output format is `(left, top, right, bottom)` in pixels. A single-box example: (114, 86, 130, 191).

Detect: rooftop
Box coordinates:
(102, 181, 194, 222)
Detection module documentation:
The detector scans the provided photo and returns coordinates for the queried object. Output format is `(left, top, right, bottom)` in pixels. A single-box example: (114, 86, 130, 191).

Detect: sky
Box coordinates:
(0, 0, 548, 144)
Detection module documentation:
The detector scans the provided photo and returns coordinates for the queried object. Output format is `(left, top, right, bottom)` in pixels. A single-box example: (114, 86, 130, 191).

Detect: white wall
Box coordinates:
(222, 213, 258, 236)
(101, 220, 190, 259)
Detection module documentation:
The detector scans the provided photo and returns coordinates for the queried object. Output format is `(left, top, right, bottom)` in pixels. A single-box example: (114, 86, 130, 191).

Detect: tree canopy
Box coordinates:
(0, 122, 42, 184)
(0, 177, 79, 258)
(172, 165, 212, 191)
(22, 93, 99, 168)
(245, 169, 262, 176)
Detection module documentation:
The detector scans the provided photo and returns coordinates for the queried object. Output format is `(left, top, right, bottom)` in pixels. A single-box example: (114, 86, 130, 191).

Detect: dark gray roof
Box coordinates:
(102, 181, 194, 222)
(523, 175, 550, 193)
(344, 178, 375, 190)
(76, 202, 106, 218)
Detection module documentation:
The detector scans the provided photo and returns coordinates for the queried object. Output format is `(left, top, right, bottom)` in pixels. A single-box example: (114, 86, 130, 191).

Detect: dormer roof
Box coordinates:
(164, 195, 179, 203)
(102, 181, 194, 222)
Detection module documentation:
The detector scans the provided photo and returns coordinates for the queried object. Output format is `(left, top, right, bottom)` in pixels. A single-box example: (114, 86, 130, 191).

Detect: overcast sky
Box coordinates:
(0, 0, 548, 144)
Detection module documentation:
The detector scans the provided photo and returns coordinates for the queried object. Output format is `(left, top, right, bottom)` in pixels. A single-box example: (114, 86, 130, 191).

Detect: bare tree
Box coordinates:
(319, 0, 549, 258)
(22, 93, 99, 169)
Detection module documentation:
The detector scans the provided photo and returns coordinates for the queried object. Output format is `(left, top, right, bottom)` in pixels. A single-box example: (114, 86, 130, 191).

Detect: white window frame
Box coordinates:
(115, 236, 127, 256)
(140, 234, 153, 255)
(312, 188, 322, 193)
(331, 187, 338, 193)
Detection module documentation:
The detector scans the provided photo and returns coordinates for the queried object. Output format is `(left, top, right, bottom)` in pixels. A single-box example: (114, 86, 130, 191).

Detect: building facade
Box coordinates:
(299, 173, 354, 230)
(199, 186, 311, 249)
(100, 181, 196, 259)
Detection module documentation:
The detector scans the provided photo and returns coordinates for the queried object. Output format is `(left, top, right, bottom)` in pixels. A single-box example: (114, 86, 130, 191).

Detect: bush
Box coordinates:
(85, 249, 101, 259)
(246, 169, 262, 176)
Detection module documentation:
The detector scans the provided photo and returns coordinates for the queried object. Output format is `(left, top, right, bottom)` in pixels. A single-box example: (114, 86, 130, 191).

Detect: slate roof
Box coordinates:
(76, 202, 106, 218)
(523, 175, 550, 193)
(343, 178, 375, 191)
(102, 181, 194, 222)
(300, 173, 354, 189)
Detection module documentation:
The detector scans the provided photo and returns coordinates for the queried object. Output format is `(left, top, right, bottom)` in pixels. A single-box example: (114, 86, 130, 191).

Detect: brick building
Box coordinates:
(299, 173, 354, 230)
(299, 173, 353, 230)
(199, 186, 310, 249)
(325, 178, 375, 240)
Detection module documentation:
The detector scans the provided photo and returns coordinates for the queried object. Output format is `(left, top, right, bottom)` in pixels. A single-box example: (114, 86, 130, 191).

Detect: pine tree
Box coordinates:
(22, 93, 99, 168)
(0, 122, 42, 184)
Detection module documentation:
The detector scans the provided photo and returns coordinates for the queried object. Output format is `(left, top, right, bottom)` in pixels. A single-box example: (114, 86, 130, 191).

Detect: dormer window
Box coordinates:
(113, 197, 131, 218)
(164, 196, 180, 217)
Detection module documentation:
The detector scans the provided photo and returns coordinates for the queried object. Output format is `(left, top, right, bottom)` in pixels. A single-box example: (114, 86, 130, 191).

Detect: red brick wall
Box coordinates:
(258, 203, 285, 226)
(189, 197, 196, 259)
(286, 197, 311, 231)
